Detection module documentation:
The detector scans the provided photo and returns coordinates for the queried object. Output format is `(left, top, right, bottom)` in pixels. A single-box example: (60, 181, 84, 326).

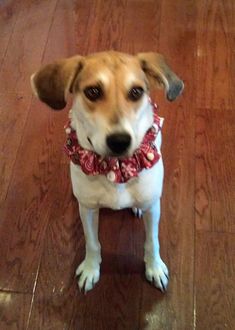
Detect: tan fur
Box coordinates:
(31, 51, 183, 115)
(73, 52, 147, 122)
(137, 52, 184, 101)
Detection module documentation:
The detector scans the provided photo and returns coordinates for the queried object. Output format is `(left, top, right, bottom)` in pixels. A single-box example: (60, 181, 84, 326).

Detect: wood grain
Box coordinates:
(0, 0, 58, 94)
(70, 209, 144, 330)
(42, 0, 78, 63)
(122, 0, 162, 52)
(0, 99, 68, 292)
(140, 0, 196, 328)
(0, 93, 31, 207)
(74, 0, 127, 53)
(195, 109, 235, 233)
(195, 232, 235, 330)
(0, 292, 32, 330)
(196, 0, 235, 110)
(27, 166, 81, 329)
(0, 1, 20, 68)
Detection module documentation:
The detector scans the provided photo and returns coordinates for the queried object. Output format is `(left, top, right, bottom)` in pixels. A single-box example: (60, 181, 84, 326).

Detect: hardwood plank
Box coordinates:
(25, 1, 83, 324)
(74, 0, 101, 55)
(0, 291, 32, 330)
(18, 0, 76, 326)
(195, 109, 235, 232)
(140, 0, 196, 329)
(0, 98, 68, 292)
(70, 211, 144, 329)
(195, 232, 235, 329)
(27, 170, 81, 329)
(73, 0, 162, 54)
(122, 0, 162, 52)
(29, 204, 143, 329)
(42, 0, 78, 63)
(196, 0, 235, 110)
(0, 93, 31, 207)
(0, 0, 58, 94)
(0, 1, 20, 68)
(38, 0, 162, 60)
(74, 0, 127, 53)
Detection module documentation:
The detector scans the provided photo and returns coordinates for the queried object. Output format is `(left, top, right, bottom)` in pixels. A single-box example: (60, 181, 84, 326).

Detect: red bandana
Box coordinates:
(64, 102, 163, 183)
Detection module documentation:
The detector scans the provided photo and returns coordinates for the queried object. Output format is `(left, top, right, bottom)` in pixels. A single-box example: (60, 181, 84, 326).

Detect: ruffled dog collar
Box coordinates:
(64, 102, 163, 183)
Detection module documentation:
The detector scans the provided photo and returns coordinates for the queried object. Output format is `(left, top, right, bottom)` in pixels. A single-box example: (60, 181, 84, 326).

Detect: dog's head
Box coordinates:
(31, 51, 183, 157)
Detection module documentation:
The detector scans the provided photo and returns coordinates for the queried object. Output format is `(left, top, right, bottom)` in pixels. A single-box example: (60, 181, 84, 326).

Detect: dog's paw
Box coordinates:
(145, 259, 169, 292)
(132, 207, 143, 218)
(76, 260, 100, 293)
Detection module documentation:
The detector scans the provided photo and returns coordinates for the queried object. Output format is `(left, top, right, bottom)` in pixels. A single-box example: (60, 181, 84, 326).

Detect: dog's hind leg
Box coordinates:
(143, 199, 169, 292)
(76, 204, 101, 293)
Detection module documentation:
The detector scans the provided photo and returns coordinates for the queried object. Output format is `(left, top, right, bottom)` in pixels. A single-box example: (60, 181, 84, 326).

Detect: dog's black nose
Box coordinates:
(106, 133, 131, 154)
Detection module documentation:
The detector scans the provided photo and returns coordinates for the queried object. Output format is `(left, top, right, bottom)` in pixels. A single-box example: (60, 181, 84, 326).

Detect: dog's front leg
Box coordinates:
(76, 204, 101, 293)
(143, 199, 169, 292)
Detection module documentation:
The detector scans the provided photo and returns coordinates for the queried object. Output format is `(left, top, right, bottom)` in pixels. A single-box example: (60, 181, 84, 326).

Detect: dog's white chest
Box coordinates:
(70, 157, 163, 210)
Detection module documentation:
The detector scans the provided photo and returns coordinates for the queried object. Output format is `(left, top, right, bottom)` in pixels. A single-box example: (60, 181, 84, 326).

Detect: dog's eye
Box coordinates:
(128, 87, 144, 101)
(84, 86, 103, 101)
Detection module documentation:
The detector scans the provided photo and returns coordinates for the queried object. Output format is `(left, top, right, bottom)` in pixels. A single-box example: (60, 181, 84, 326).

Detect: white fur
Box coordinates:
(70, 95, 168, 292)
(70, 147, 163, 210)
(71, 94, 153, 157)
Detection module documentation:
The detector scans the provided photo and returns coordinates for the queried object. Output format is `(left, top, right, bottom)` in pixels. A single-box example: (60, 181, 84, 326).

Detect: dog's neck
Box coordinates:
(64, 101, 164, 183)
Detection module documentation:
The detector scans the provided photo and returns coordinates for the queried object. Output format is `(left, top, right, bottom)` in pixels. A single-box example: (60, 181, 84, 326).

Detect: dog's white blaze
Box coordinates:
(124, 71, 140, 89)
(96, 71, 110, 86)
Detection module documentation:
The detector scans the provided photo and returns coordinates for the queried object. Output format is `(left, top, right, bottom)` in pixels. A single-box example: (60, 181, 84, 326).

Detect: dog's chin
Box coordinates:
(102, 148, 135, 159)
(108, 152, 129, 159)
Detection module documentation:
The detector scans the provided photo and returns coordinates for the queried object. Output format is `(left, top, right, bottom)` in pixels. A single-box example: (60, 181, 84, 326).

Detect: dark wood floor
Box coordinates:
(0, 0, 234, 329)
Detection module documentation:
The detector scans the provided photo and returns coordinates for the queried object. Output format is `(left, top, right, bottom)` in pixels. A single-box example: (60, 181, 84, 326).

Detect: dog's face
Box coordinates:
(31, 51, 183, 157)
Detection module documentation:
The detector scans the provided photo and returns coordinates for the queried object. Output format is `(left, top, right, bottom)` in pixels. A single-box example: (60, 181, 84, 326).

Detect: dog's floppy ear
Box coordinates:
(137, 52, 184, 101)
(31, 55, 83, 110)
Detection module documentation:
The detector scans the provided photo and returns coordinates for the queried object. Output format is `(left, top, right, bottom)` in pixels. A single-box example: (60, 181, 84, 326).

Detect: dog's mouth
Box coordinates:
(106, 151, 131, 159)
(87, 136, 93, 147)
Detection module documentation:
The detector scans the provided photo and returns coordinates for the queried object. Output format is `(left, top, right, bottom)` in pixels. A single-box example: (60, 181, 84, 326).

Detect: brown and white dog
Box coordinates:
(31, 51, 183, 293)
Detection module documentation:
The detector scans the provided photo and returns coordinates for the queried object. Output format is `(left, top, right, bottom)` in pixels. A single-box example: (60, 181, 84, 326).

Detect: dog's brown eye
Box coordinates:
(128, 87, 144, 101)
(84, 86, 103, 101)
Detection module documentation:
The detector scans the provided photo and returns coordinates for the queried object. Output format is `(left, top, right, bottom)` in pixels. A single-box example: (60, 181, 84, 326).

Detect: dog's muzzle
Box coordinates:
(106, 132, 131, 155)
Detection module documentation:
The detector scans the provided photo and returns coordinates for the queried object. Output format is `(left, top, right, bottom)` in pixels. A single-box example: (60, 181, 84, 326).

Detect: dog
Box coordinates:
(31, 51, 184, 293)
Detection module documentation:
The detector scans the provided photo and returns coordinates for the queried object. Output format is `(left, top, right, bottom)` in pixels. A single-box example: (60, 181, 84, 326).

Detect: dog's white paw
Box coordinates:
(145, 259, 169, 292)
(132, 207, 143, 218)
(76, 260, 100, 293)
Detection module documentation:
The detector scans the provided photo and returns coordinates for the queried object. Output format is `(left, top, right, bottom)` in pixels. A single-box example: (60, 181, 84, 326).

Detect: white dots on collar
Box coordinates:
(107, 171, 116, 182)
(147, 152, 154, 161)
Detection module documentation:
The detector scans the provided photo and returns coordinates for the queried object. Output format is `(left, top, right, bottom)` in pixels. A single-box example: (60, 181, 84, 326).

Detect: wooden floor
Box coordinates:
(0, 0, 234, 329)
